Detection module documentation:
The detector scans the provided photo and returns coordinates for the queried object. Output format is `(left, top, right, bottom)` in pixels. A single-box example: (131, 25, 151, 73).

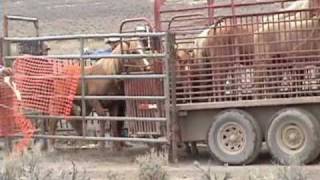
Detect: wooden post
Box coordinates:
(165, 32, 178, 163)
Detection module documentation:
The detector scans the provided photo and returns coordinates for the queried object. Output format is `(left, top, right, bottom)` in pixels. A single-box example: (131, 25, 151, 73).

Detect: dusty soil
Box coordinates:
(1, 144, 320, 180)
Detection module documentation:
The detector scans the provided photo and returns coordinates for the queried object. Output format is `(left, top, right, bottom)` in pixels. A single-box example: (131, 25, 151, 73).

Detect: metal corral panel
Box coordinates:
(156, 0, 320, 108)
(124, 78, 165, 137)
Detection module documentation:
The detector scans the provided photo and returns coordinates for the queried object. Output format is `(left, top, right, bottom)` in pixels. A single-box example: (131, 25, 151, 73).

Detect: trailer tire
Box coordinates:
(207, 109, 262, 165)
(267, 108, 320, 165)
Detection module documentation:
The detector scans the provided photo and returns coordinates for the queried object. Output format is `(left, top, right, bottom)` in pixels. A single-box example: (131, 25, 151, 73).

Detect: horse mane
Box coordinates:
(91, 42, 130, 75)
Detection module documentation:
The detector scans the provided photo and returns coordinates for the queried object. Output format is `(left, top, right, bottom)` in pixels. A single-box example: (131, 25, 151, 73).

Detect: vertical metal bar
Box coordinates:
(207, 0, 215, 25)
(40, 119, 48, 150)
(2, 14, 12, 152)
(34, 20, 40, 37)
(231, 0, 237, 25)
(0, 37, 3, 65)
(3, 16, 8, 38)
(3, 16, 10, 66)
(165, 32, 178, 163)
(154, 0, 163, 32)
(80, 38, 87, 137)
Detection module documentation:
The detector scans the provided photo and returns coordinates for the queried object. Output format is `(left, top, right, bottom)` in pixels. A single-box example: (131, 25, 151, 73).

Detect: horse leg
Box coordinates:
(191, 142, 199, 156)
(48, 119, 58, 152)
(39, 119, 48, 151)
(109, 103, 124, 152)
(184, 142, 192, 155)
(88, 99, 107, 149)
(99, 117, 106, 149)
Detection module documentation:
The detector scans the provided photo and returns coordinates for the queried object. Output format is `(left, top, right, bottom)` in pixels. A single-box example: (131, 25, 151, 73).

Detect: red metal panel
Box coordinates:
(124, 78, 165, 137)
(156, 0, 320, 104)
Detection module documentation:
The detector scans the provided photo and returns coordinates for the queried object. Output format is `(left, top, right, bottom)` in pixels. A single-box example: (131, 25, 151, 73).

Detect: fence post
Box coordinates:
(165, 31, 178, 163)
(80, 38, 88, 139)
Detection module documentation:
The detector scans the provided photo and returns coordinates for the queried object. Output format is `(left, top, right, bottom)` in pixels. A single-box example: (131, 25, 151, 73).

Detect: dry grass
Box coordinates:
(249, 165, 308, 180)
(193, 161, 232, 180)
(105, 171, 125, 180)
(135, 149, 169, 180)
(0, 149, 91, 180)
(194, 161, 308, 180)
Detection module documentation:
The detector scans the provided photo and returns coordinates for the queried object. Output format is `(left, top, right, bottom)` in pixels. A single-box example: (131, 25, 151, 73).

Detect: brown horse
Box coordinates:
(194, 21, 254, 101)
(175, 49, 193, 103)
(254, 16, 320, 98)
(48, 40, 148, 151)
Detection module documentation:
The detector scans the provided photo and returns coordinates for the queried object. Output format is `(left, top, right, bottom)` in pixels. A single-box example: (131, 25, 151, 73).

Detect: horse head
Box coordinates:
(112, 39, 151, 72)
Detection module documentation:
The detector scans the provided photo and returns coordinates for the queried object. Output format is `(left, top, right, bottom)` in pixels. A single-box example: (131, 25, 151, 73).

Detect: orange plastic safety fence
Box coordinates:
(0, 56, 81, 152)
(0, 80, 19, 136)
(14, 56, 81, 116)
(0, 79, 35, 152)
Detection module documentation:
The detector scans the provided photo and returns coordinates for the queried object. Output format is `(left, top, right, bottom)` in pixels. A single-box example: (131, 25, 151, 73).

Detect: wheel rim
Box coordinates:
(217, 122, 246, 155)
(277, 123, 305, 153)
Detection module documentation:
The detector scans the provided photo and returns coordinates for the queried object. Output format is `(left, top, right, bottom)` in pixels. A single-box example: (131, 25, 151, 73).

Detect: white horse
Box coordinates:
(262, 0, 318, 23)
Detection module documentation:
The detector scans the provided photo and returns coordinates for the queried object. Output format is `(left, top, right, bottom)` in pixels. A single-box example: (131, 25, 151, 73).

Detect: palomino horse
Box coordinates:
(254, 16, 320, 98)
(193, 18, 254, 101)
(48, 39, 149, 151)
(254, 0, 320, 98)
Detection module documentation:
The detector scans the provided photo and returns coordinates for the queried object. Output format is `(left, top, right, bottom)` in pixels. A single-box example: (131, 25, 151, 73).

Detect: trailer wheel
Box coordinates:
(267, 108, 320, 165)
(207, 109, 262, 165)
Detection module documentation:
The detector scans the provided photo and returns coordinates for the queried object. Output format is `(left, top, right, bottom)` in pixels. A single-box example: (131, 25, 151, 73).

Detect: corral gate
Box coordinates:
(1, 32, 177, 160)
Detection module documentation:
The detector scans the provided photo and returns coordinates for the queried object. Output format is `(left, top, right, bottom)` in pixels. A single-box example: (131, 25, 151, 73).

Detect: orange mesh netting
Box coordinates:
(0, 79, 19, 136)
(0, 77, 36, 152)
(0, 56, 81, 152)
(14, 56, 81, 116)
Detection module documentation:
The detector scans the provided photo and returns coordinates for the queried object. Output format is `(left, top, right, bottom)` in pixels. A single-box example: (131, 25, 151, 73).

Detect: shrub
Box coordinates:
(135, 149, 169, 180)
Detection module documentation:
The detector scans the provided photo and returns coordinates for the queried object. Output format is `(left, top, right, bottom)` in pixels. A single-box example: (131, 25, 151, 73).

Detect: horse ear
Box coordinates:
(188, 50, 194, 57)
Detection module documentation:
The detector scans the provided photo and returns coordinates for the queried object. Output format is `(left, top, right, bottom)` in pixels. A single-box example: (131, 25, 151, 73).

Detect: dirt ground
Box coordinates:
(3, 0, 320, 179)
(6, 0, 154, 36)
(1, 143, 320, 180)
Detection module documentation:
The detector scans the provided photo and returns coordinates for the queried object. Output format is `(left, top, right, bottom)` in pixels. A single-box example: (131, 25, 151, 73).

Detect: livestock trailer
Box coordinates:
(137, 0, 320, 165)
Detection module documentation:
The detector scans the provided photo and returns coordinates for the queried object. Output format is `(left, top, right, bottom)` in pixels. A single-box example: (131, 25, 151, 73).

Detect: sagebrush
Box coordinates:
(0, 149, 91, 180)
(135, 149, 169, 180)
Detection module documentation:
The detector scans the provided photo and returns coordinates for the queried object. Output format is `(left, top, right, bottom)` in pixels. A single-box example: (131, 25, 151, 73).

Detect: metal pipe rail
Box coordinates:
(14, 74, 166, 80)
(75, 96, 166, 100)
(6, 15, 39, 22)
(17, 95, 166, 100)
(4, 53, 166, 60)
(10, 134, 168, 144)
(25, 115, 167, 122)
(4, 32, 167, 42)
(160, 0, 299, 14)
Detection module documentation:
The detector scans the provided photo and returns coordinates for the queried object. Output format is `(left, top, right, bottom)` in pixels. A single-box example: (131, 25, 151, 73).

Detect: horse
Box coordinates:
(193, 18, 254, 102)
(174, 49, 194, 104)
(47, 39, 149, 151)
(254, 15, 320, 98)
(262, 0, 312, 23)
(254, 0, 320, 96)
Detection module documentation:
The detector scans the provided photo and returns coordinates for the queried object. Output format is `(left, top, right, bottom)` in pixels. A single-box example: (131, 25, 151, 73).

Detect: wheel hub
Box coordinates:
(218, 123, 246, 154)
(281, 124, 305, 151)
